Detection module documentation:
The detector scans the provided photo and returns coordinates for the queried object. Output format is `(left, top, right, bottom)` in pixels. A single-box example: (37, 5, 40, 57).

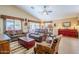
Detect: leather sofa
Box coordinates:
(5, 30, 26, 42)
(29, 33, 47, 42)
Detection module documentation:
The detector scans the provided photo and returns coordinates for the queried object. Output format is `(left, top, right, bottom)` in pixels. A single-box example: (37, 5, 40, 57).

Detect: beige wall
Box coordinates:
(0, 5, 38, 34)
(52, 17, 78, 35)
(53, 17, 78, 29)
(0, 18, 3, 34)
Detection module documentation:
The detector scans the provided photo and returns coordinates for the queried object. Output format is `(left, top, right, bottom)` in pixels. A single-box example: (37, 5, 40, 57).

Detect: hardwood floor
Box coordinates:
(59, 36, 79, 54)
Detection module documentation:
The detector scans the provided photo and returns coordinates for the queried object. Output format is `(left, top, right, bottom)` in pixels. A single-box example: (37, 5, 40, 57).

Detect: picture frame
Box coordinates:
(54, 23, 56, 27)
(77, 21, 79, 25)
(63, 22, 71, 27)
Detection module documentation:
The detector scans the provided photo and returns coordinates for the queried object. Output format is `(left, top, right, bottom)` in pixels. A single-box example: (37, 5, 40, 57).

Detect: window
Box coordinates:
(6, 19, 14, 31)
(45, 23, 51, 28)
(15, 20, 21, 30)
(28, 22, 40, 33)
(6, 19, 21, 31)
(29, 22, 40, 30)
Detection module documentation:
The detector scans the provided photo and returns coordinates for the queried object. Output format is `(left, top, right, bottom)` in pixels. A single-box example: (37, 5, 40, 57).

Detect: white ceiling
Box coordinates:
(16, 5, 79, 21)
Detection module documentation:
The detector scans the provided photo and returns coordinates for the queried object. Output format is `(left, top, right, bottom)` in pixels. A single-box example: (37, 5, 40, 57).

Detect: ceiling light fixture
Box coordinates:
(42, 6, 52, 15)
(43, 11, 48, 15)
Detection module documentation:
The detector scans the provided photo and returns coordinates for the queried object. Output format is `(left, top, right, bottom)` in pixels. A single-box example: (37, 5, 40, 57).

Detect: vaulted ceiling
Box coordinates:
(16, 5, 79, 21)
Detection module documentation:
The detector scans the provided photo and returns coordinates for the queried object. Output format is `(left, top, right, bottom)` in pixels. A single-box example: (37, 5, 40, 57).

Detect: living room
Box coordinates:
(0, 5, 79, 54)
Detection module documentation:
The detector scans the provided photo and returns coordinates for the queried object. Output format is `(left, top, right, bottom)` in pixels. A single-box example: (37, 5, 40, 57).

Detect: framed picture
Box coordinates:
(63, 22, 71, 27)
(54, 23, 56, 27)
(77, 21, 79, 25)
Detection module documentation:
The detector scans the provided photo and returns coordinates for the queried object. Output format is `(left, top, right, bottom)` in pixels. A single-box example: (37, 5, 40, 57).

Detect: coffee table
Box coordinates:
(18, 37, 35, 49)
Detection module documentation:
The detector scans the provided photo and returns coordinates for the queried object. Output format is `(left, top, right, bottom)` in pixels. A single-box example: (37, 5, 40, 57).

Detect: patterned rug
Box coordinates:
(10, 41, 34, 54)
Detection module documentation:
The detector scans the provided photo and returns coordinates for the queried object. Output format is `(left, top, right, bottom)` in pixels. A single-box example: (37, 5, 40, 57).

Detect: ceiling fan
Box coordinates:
(41, 6, 52, 15)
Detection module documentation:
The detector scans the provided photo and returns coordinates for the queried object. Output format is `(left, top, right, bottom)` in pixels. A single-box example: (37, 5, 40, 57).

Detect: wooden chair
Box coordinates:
(34, 35, 62, 54)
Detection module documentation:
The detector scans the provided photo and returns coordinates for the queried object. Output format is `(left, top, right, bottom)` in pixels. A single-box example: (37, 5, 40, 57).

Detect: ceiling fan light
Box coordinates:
(43, 12, 47, 15)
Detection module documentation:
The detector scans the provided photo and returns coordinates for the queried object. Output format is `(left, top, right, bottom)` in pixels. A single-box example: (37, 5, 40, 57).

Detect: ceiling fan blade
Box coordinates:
(48, 11, 52, 13)
(31, 6, 34, 9)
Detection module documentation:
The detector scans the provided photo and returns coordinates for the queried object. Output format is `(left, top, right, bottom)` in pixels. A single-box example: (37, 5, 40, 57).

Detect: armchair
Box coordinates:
(34, 35, 62, 54)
